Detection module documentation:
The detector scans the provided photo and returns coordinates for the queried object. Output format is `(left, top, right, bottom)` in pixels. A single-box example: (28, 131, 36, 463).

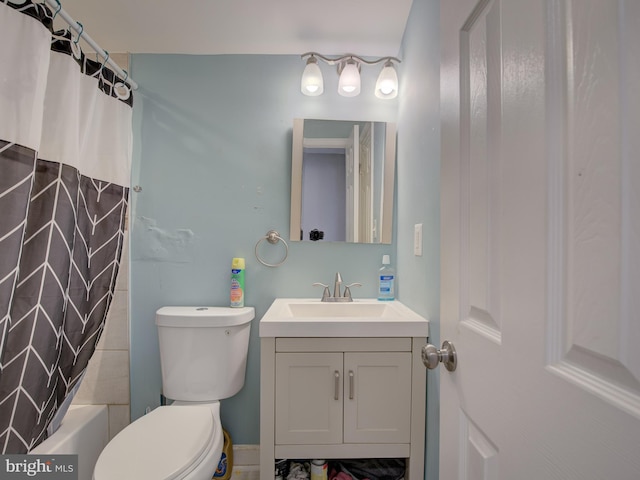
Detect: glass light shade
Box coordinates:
(375, 62, 398, 99)
(338, 60, 361, 97)
(301, 58, 324, 96)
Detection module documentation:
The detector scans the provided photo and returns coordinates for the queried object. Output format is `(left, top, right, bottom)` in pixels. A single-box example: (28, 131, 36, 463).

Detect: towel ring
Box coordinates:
(255, 230, 289, 267)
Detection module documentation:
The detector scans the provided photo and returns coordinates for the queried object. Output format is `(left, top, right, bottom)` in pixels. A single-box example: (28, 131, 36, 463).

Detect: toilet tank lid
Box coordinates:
(156, 306, 255, 327)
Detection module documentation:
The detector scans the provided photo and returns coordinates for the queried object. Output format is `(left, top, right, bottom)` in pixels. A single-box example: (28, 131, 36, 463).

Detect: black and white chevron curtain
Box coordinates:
(0, 1, 132, 453)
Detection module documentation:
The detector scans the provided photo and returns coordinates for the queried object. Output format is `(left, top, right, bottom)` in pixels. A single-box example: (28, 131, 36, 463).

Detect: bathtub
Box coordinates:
(31, 405, 109, 480)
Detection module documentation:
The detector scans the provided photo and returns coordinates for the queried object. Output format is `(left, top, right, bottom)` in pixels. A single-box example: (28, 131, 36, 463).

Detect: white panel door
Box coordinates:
(343, 352, 411, 444)
(440, 0, 640, 478)
(345, 125, 360, 242)
(358, 123, 373, 243)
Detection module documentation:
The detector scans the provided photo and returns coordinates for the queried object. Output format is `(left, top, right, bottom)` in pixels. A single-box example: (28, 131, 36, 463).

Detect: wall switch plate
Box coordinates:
(414, 224, 423, 256)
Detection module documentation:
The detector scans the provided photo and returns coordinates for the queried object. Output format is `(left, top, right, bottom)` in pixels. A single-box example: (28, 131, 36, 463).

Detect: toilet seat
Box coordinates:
(93, 405, 218, 480)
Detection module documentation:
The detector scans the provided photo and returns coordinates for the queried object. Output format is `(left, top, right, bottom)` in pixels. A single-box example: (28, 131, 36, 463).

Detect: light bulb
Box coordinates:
(379, 82, 394, 95)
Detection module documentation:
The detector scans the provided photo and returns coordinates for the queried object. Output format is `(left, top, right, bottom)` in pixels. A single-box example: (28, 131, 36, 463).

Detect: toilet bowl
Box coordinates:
(93, 306, 254, 480)
(93, 403, 223, 480)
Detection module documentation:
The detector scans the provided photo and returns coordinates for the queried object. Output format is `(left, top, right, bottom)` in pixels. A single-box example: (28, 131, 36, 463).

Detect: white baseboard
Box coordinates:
(232, 444, 260, 466)
(231, 465, 260, 480)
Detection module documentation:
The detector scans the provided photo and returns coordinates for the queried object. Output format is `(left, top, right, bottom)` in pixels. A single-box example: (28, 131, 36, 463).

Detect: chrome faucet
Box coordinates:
(333, 272, 342, 298)
(313, 272, 362, 302)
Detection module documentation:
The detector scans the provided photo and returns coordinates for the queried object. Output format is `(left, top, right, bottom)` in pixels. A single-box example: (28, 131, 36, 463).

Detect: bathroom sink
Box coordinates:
(259, 298, 429, 337)
(287, 302, 393, 318)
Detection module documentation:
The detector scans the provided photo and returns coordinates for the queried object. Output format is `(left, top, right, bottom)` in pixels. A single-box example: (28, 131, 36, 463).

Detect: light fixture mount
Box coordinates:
(336, 57, 362, 75)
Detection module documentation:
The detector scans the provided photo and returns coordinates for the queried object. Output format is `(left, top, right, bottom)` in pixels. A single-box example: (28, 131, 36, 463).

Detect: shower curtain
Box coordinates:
(0, 1, 132, 453)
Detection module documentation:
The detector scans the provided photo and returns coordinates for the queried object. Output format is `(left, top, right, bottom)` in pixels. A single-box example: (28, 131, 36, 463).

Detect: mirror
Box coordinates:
(290, 119, 396, 244)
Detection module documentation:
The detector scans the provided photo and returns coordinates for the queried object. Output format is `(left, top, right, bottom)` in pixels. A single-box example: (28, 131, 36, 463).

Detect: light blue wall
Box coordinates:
(397, 1, 441, 479)
(129, 2, 441, 474)
(129, 54, 399, 444)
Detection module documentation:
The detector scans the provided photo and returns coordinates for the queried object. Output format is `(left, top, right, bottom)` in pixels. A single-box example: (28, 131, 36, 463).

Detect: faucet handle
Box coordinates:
(312, 282, 331, 301)
(343, 283, 362, 301)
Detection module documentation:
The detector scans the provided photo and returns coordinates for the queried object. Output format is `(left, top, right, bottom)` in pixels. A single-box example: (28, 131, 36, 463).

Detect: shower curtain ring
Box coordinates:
(73, 22, 83, 45)
(52, 0, 61, 20)
(100, 51, 110, 71)
(114, 69, 132, 101)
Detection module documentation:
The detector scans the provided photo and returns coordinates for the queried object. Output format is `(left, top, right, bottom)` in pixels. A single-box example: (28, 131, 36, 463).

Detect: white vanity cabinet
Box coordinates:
(260, 337, 426, 480)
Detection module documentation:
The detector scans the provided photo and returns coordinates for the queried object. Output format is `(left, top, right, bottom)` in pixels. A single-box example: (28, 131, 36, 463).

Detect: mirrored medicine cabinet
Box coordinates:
(289, 118, 396, 244)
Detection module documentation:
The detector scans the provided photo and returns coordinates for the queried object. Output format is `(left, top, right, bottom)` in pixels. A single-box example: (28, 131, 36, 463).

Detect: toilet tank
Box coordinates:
(155, 306, 255, 402)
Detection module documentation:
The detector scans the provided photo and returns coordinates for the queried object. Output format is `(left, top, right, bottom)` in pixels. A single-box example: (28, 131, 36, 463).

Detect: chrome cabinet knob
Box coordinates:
(421, 340, 457, 372)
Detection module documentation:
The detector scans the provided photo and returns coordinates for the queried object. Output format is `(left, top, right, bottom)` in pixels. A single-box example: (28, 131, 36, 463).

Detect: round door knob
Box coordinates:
(421, 340, 457, 372)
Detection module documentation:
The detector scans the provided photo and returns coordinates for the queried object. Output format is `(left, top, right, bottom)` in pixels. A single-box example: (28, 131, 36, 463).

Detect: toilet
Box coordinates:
(93, 306, 255, 480)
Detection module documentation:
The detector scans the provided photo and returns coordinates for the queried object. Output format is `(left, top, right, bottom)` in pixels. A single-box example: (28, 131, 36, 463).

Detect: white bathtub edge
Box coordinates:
(32, 405, 109, 480)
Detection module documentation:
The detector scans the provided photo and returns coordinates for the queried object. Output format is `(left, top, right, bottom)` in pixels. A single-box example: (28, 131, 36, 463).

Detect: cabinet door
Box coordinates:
(343, 352, 412, 443)
(275, 352, 343, 445)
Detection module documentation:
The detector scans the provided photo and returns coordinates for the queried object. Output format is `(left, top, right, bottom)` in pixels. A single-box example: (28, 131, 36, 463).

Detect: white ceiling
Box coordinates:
(58, 0, 414, 57)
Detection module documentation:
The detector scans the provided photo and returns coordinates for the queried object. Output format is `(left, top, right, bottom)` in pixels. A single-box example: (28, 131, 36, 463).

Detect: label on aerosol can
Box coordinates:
(310, 460, 328, 480)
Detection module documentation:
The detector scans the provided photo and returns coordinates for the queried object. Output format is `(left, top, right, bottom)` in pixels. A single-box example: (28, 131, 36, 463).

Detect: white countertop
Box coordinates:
(259, 298, 429, 338)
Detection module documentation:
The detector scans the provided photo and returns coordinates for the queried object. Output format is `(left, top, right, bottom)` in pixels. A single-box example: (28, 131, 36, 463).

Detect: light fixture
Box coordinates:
(375, 60, 399, 99)
(300, 52, 401, 99)
(338, 58, 361, 97)
(301, 55, 324, 96)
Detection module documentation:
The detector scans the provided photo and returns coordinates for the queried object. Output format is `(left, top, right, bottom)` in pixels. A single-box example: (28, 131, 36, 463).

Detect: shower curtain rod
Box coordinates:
(43, 0, 138, 90)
